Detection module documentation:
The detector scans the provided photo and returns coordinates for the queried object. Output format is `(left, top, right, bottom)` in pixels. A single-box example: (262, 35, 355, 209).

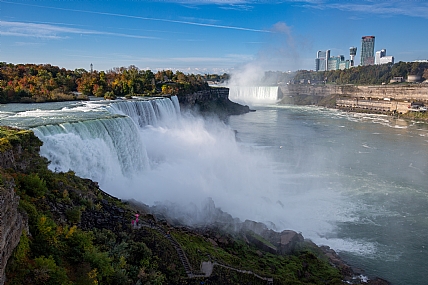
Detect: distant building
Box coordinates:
(339, 60, 352, 70)
(407, 75, 422, 83)
(328, 55, 351, 71)
(375, 49, 386, 64)
(315, 50, 330, 71)
(349, 47, 357, 66)
(375, 49, 394, 65)
(390, 77, 404, 83)
(360, 36, 375, 66)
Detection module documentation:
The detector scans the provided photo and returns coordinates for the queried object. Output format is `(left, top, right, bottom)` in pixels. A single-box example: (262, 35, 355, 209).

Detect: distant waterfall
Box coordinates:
(228, 86, 279, 105)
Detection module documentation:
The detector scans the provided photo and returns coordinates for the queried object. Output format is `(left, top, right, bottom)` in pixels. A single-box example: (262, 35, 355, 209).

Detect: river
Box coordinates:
(228, 104, 428, 285)
(1, 97, 427, 284)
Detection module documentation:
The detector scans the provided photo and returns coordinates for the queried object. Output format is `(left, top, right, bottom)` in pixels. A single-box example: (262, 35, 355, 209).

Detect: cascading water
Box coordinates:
(106, 97, 179, 128)
(33, 116, 149, 185)
(228, 86, 279, 105)
(29, 97, 181, 188)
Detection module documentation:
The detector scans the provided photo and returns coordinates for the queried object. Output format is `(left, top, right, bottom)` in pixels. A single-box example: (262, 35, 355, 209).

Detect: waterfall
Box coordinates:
(32, 116, 149, 185)
(20, 95, 284, 230)
(228, 86, 279, 105)
(106, 96, 179, 128)
(29, 96, 181, 191)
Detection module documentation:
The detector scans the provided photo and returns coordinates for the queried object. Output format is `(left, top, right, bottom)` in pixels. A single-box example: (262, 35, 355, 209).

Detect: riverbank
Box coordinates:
(279, 85, 428, 122)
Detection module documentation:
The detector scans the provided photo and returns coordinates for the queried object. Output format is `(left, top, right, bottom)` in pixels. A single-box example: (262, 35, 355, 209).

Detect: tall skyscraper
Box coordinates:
(315, 50, 330, 71)
(360, 36, 375, 66)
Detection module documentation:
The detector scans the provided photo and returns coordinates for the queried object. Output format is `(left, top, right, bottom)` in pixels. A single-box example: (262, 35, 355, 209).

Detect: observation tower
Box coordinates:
(349, 47, 357, 66)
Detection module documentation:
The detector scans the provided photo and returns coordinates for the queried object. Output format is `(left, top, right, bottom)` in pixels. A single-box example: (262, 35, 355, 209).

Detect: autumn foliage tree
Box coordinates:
(0, 63, 210, 103)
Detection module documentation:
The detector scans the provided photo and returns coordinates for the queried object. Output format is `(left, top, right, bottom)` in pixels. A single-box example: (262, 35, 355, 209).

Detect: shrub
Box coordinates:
(66, 207, 82, 224)
(18, 173, 48, 198)
(33, 256, 71, 285)
(104, 91, 117, 100)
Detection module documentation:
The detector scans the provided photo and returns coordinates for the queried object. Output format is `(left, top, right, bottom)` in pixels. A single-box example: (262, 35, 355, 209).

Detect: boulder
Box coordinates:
(278, 230, 304, 254)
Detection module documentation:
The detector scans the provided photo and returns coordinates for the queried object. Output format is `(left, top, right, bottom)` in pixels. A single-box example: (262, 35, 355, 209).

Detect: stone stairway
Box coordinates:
(207, 262, 274, 284)
(134, 221, 273, 283)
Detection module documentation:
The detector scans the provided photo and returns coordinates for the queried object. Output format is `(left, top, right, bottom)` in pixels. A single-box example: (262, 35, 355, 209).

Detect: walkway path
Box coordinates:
(134, 221, 273, 283)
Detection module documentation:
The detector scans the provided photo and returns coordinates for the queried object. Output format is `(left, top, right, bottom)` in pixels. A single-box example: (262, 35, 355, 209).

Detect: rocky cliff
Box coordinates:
(0, 183, 28, 285)
(177, 87, 250, 118)
(0, 128, 38, 285)
(279, 84, 428, 115)
(280, 84, 428, 101)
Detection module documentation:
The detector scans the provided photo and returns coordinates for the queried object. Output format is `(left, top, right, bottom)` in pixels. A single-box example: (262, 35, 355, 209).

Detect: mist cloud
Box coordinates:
(228, 21, 302, 86)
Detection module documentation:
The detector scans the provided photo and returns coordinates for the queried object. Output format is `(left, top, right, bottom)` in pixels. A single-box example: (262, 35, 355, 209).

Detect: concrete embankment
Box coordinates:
(279, 84, 428, 114)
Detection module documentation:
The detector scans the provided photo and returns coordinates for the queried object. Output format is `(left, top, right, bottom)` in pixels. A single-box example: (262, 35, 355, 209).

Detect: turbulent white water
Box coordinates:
(33, 117, 149, 183)
(106, 96, 180, 127)
(228, 86, 279, 105)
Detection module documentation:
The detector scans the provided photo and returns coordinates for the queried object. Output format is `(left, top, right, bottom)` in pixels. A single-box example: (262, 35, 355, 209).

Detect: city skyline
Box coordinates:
(1, 0, 427, 74)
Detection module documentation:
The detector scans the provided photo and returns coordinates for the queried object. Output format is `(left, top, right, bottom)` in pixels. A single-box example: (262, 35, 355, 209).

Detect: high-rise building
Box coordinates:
(328, 55, 351, 71)
(315, 50, 330, 71)
(375, 49, 386, 64)
(375, 49, 394, 65)
(349, 47, 357, 66)
(360, 36, 375, 66)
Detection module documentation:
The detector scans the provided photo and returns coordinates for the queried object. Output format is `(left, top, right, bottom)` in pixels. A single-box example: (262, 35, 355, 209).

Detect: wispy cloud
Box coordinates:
(303, 1, 428, 19)
(218, 4, 254, 11)
(174, 0, 252, 5)
(0, 21, 160, 40)
(0, 21, 71, 39)
(0, 0, 271, 33)
(14, 41, 45, 47)
(175, 0, 320, 11)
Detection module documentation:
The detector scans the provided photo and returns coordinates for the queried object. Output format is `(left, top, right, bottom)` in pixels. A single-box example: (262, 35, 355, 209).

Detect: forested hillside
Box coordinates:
(0, 63, 209, 103)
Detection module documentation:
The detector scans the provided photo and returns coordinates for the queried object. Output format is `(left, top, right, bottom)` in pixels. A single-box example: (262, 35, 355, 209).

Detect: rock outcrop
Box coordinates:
(0, 128, 40, 285)
(0, 183, 28, 285)
(177, 87, 250, 118)
(280, 84, 428, 103)
(0, 127, 44, 172)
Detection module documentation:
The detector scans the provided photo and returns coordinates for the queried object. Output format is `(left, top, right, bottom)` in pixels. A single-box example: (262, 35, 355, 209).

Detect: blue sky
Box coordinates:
(1, 0, 427, 74)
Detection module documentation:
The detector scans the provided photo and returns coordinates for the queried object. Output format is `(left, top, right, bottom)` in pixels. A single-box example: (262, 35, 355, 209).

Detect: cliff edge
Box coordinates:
(0, 127, 38, 285)
(0, 183, 28, 285)
(177, 87, 250, 118)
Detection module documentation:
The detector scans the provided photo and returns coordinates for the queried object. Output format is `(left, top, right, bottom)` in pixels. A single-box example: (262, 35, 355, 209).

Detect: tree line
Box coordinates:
(292, 61, 428, 85)
(3, 61, 428, 104)
(0, 63, 210, 103)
